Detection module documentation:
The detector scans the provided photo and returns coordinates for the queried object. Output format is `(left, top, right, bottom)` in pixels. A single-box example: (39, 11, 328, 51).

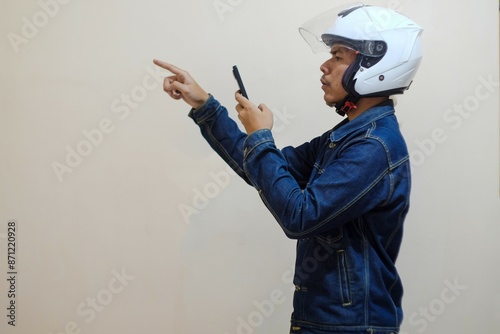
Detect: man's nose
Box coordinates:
(320, 61, 330, 74)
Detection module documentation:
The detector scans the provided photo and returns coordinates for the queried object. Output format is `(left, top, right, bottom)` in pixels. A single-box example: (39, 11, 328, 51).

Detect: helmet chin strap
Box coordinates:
(333, 94, 359, 117)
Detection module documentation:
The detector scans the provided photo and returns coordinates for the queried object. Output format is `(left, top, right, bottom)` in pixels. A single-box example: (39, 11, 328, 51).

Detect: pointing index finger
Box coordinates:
(153, 59, 184, 75)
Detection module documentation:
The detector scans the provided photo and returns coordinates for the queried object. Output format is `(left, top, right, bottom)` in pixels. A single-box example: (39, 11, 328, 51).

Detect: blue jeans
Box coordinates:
(290, 324, 399, 334)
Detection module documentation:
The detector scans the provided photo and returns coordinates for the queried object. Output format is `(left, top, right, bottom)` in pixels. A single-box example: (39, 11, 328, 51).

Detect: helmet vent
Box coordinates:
(338, 4, 367, 18)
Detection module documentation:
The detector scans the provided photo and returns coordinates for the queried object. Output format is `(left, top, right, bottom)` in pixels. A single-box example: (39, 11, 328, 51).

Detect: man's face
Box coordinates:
(320, 45, 357, 106)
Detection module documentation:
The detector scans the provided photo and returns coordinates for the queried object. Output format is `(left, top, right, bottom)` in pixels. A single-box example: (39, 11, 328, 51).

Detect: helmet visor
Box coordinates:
(299, 6, 344, 54)
(299, 3, 387, 57)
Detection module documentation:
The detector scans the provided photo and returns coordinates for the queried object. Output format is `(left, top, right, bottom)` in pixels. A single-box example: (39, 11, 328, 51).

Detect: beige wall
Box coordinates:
(0, 0, 499, 333)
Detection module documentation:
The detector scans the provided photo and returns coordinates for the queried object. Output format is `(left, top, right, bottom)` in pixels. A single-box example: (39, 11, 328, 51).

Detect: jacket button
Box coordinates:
(329, 142, 336, 148)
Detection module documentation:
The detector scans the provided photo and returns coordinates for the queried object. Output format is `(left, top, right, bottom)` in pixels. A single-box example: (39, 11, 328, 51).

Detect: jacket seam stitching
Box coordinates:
(202, 124, 246, 177)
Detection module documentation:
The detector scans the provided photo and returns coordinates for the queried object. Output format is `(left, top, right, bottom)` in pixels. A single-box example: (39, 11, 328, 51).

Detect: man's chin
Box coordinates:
(323, 95, 337, 108)
(324, 93, 348, 109)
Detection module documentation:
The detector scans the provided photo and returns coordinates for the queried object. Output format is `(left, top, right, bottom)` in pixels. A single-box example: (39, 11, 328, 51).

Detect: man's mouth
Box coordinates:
(321, 77, 329, 87)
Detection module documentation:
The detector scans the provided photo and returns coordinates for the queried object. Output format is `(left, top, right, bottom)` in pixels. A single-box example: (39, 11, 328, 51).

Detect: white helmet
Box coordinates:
(300, 4, 423, 115)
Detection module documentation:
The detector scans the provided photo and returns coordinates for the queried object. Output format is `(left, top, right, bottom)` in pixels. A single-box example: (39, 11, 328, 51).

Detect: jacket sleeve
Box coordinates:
(189, 95, 322, 187)
(280, 136, 324, 189)
(242, 129, 391, 239)
(188, 95, 251, 184)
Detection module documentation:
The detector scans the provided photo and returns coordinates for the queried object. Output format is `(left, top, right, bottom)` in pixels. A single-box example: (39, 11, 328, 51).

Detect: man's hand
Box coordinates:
(235, 91, 273, 135)
(153, 59, 210, 109)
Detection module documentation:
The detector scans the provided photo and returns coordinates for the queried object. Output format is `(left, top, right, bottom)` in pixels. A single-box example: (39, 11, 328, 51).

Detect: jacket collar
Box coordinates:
(329, 99, 395, 142)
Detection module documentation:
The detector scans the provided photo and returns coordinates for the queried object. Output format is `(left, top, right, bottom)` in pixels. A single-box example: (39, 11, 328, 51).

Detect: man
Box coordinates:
(155, 4, 422, 333)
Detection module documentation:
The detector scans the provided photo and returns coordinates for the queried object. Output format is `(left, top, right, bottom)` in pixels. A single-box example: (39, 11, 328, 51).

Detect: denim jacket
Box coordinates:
(189, 95, 410, 333)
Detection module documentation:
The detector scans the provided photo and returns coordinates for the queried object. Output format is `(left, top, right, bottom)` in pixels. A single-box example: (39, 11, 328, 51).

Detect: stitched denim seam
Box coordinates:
(201, 123, 246, 177)
(262, 166, 389, 238)
(244, 138, 275, 160)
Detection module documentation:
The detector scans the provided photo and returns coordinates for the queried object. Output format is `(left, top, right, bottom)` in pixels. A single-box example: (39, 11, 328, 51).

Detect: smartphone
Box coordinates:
(232, 65, 249, 99)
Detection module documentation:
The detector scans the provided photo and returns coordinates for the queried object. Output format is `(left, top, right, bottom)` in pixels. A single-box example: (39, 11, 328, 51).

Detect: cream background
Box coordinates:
(0, 0, 499, 333)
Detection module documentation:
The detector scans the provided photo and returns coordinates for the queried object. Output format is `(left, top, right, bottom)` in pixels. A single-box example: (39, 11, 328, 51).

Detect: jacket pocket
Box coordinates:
(337, 250, 352, 306)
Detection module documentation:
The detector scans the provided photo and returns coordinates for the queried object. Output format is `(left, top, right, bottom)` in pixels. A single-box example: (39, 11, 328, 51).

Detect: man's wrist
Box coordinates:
(192, 92, 211, 110)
